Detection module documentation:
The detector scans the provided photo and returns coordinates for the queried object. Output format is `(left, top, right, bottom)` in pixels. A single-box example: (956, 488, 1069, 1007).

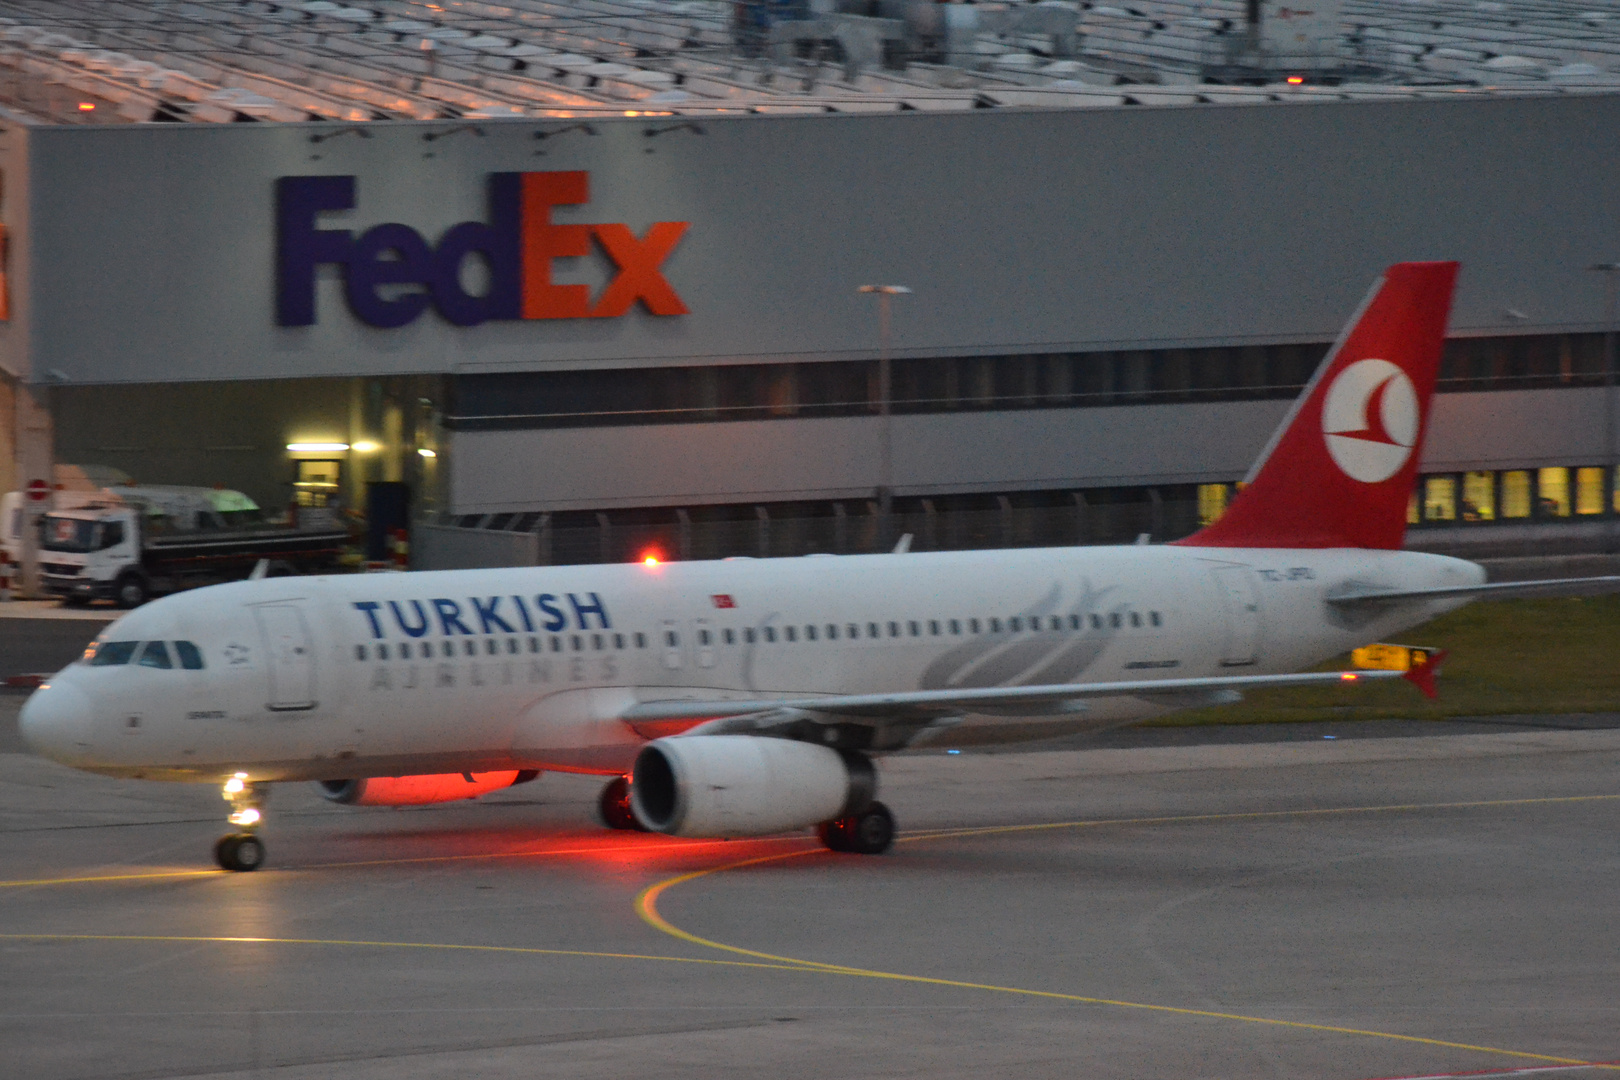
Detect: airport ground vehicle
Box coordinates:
(19, 263, 1620, 872)
(34, 487, 350, 607)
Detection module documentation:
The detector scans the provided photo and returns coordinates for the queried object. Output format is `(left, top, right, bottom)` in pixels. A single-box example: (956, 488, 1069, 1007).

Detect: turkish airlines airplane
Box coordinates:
(19, 262, 1612, 872)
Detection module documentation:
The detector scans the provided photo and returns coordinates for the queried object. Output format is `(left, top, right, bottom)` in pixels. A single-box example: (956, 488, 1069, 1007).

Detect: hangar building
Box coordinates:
(0, 0, 1616, 572)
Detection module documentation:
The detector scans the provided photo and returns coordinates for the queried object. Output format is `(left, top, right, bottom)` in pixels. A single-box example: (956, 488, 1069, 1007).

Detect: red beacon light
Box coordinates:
(641, 550, 662, 568)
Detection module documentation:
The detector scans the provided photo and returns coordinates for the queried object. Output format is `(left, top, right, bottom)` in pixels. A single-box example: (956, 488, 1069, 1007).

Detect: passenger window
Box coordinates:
(908, 621, 920, 637)
(868, 623, 880, 638)
(805, 625, 817, 641)
(354, 644, 367, 661)
(723, 628, 735, 645)
(485, 639, 499, 656)
(137, 641, 173, 669)
(507, 638, 519, 655)
(377, 644, 390, 661)
(744, 628, 756, 644)
(614, 633, 626, 649)
(464, 640, 477, 657)
(529, 636, 540, 653)
(990, 618, 1002, 633)
(664, 630, 678, 647)
(969, 619, 981, 634)
(89, 641, 139, 666)
(1050, 616, 1062, 631)
(550, 636, 563, 653)
(1150, 612, 1162, 627)
(592, 634, 604, 651)
(442, 641, 454, 657)
(572, 635, 584, 651)
(1130, 612, 1142, 628)
(929, 620, 941, 636)
(949, 619, 961, 635)
(1109, 613, 1122, 629)
(1068, 614, 1080, 630)
(1010, 617, 1022, 632)
(764, 627, 776, 643)
(887, 621, 900, 638)
(826, 624, 838, 640)
(635, 632, 647, 648)
(785, 626, 797, 642)
(174, 641, 205, 670)
(1090, 614, 1103, 630)
(847, 624, 860, 639)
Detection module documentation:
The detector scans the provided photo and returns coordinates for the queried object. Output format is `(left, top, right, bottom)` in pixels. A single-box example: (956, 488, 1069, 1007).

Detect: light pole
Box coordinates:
(858, 284, 910, 547)
(1588, 264, 1619, 551)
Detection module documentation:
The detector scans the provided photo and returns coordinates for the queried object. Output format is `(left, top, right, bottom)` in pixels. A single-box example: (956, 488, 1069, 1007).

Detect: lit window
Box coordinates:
(1576, 467, 1605, 515)
(1538, 467, 1571, 517)
(1501, 471, 1532, 518)
(1461, 472, 1495, 522)
(1197, 483, 1229, 526)
(1406, 491, 1420, 525)
(1424, 476, 1457, 522)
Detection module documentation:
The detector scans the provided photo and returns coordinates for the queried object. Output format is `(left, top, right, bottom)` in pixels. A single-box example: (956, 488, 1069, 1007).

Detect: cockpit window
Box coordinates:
(137, 641, 173, 670)
(88, 641, 139, 666)
(174, 641, 204, 670)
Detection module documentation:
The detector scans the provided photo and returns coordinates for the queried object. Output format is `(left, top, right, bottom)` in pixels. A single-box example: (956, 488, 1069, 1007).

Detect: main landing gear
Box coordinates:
(598, 775, 647, 832)
(215, 772, 267, 872)
(819, 801, 895, 855)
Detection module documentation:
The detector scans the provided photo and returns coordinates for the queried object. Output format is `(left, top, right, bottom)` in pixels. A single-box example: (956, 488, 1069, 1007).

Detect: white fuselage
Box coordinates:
(19, 544, 1483, 783)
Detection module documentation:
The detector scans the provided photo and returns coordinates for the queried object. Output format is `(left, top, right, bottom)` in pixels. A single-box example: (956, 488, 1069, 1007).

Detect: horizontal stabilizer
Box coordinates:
(1327, 575, 1620, 606)
(620, 667, 1429, 726)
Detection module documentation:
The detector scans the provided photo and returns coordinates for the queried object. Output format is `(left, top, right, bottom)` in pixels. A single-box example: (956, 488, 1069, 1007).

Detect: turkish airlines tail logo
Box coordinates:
(1176, 261, 1459, 550)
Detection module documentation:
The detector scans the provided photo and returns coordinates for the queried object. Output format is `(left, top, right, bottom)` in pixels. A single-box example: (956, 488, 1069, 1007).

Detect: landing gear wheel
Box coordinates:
(598, 775, 644, 831)
(818, 800, 895, 855)
(214, 833, 265, 872)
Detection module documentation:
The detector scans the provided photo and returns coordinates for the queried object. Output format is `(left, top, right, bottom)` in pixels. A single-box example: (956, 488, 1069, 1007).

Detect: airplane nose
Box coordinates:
(18, 682, 95, 764)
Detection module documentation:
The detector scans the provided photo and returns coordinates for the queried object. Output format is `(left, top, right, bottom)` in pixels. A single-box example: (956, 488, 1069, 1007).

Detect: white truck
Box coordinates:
(32, 486, 351, 607)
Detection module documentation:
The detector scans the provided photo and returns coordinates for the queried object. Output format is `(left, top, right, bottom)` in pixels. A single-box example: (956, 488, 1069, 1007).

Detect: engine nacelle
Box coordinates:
(629, 735, 874, 838)
(318, 770, 538, 807)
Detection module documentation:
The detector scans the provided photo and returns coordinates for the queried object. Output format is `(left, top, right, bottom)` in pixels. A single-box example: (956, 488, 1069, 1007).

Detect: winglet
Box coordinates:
(1402, 648, 1448, 700)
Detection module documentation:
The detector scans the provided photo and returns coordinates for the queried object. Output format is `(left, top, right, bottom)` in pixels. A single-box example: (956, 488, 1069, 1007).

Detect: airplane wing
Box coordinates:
(1326, 575, 1620, 606)
(620, 665, 1441, 735)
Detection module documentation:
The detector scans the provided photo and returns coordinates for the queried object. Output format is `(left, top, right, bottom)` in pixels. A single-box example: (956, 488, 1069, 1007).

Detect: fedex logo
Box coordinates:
(276, 172, 688, 328)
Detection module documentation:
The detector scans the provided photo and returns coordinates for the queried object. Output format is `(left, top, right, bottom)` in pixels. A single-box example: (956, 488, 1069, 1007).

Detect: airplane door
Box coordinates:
(1211, 567, 1262, 667)
(693, 617, 716, 669)
(255, 604, 317, 711)
(660, 619, 684, 670)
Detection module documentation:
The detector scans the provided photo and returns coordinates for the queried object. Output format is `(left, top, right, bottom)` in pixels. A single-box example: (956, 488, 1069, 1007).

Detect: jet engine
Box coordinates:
(629, 735, 874, 838)
(318, 770, 539, 807)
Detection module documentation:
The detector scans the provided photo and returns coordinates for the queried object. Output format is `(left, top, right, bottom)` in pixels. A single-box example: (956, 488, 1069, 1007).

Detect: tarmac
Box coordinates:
(3, 681, 1619, 1080)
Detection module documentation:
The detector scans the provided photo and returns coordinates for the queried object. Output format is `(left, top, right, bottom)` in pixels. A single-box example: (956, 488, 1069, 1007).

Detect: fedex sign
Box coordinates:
(276, 171, 689, 328)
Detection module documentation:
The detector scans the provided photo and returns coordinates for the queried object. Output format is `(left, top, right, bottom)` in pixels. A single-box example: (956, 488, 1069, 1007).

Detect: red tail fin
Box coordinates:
(1176, 261, 1459, 550)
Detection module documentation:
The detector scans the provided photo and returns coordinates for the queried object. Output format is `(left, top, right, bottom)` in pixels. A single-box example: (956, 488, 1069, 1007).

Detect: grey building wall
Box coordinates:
(8, 93, 1620, 388)
(448, 387, 1605, 514)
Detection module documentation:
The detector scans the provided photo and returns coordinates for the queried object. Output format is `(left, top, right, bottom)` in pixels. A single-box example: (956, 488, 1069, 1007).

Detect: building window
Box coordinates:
(1424, 476, 1456, 523)
(1576, 467, 1606, 515)
(1500, 471, 1532, 518)
(1197, 483, 1228, 526)
(1538, 467, 1571, 517)
(1461, 472, 1495, 522)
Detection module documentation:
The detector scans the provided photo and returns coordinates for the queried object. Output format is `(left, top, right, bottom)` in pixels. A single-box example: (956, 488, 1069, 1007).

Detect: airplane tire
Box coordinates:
(819, 801, 894, 855)
(598, 776, 644, 831)
(215, 833, 265, 872)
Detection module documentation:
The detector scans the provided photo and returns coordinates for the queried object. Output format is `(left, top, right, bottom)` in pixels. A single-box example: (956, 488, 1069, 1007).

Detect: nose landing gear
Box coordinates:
(215, 773, 267, 872)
